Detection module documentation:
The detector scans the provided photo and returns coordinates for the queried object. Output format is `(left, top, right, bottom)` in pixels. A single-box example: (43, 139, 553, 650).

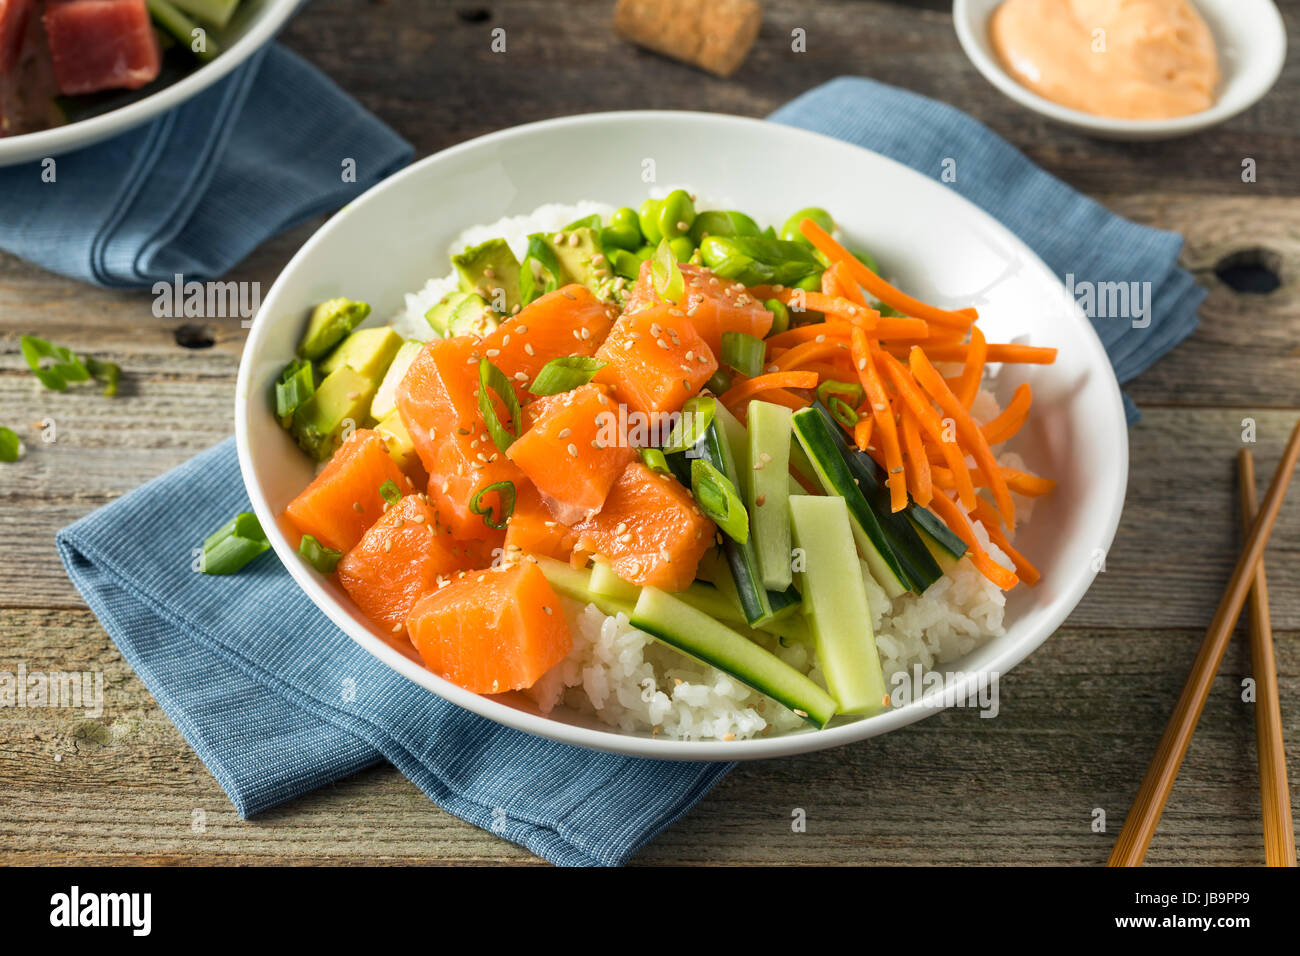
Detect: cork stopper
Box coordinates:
(613, 0, 762, 78)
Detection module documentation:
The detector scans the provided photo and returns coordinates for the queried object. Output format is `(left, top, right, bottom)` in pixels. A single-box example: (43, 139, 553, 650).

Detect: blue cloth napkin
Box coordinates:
(56, 77, 1206, 867)
(770, 78, 1205, 423)
(0, 44, 412, 287)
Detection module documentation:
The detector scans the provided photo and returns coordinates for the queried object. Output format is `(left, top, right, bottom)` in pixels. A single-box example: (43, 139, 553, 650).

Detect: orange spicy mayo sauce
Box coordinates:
(989, 0, 1220, 120)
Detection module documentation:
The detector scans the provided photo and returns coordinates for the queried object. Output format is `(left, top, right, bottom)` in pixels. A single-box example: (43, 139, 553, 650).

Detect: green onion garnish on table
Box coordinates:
(0, 427, 21, 463)
(720, 331, 765, 378)
(528, 356, 606, 396)
(298, 534, 342, 574)
(21, 336, 89, 391)
(202, 513, 270, 575)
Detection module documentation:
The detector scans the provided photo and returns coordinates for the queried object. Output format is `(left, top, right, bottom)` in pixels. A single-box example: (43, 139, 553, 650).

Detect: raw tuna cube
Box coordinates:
(0, 0, 33, 75)
(43, 0, 161, 96)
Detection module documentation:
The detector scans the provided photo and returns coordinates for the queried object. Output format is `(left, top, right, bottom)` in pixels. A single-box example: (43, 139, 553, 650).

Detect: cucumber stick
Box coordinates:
(746, 400, 793, 591)
(532, 555, 634, 618)
(630, 587, 837, 727)
(589, 559, 640, 604)
(713, 401, 750, 496)
(790, 407, 911, 599)
(789, 495, 887, 716)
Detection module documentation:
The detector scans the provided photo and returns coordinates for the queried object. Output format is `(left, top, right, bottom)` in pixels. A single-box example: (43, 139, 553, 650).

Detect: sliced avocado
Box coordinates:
(297, 298, 371, 361)
(452, 239, 522, 315)
(291, 366, 377, 461)
(374, 408, 420, 474)
(369, 340, 423, 421)
(320, 326, 404, 381)
(542, 226, 611, 295)
(425, 291, 501, 338)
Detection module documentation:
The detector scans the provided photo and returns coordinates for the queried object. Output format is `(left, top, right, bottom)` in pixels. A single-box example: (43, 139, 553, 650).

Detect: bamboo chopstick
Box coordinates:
(1238, 448, 1297, 867)
(1108, 418, 1300, 867)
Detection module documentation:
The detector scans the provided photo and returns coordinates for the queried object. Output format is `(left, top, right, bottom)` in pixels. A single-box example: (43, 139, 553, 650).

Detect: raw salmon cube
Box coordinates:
(624, 261, 774, 356)
(43, 0, 161, 96)
(479, 284, 614, 399)
(0, 0, 33, 74)
(503, 481, 579, 562)
(595, 302, 717, 420)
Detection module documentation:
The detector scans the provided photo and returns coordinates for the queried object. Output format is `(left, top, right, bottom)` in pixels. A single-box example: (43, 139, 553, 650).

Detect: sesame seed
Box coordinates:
(858, 358, 867, 370)
(756, 494, 766, 506)
(392, 622, 404, 633)
(383, 540, 393, 553)
(558, 427, 571, 439)
(524, 343, 534, 355)
(352, 502, 363, 513)
(543, 605, 553, 615)
(485, 348, 500, 358)
(567, 443, 579, 457)
(722, 733, 735, 742)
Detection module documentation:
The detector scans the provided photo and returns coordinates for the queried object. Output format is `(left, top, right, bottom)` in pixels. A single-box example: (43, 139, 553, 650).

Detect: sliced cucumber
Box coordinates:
(713, 401, 750, 496)
(908, 509, 967, 572)
(790, 495, 887, 715)
(630, 587, 837, 728)
(531, 555, 634, 618)
(589, 559, 640, 604)
(791, 407, 910, 599)
(746, 400, 794, 591)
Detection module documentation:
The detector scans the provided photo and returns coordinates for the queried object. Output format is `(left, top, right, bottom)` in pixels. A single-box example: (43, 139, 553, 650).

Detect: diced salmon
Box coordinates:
(624, 261, 774, 356)
(406, 560, 572, 694)
(572, 461, 715, 592)
(337, 495, 465, 632)
(506, 383, 634, 524)
(594, 301, 717, 420)
(477, 284, 615, 399)
(42, 0, 161, 96)
(503, 481, 579, 562)
(0, 0, 33, 74)
(396, 336, 526, 540)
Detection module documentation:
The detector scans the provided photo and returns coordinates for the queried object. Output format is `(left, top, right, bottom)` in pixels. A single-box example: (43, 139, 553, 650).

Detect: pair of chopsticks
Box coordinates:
(1108, 419, 1300, 867)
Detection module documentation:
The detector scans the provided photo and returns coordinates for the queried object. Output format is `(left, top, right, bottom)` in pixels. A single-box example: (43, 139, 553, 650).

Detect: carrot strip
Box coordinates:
(954, 326, 987, 409)
(971, 496, 1040, 586)
(777, 289, 878, 326)
(719, 371, 818, 410)
(854, 414, 874, 451)
(770, 339, 853, 373)
(931, 464, 1057, 498)
(927, 492, 1019, 590)
(884, 342, 1058, 365)
(982, 383, 1032, 445)
(849, 328, 908, 513)
(820, 267, 843, 297)
(753, 386, 812, 412)
(876, 351, 977, 511)
(909, 347, 1016, 532)
(765, 321, 850, 350)
(900, 407, 932, 507)
(828, 261, 867, 306)
(799, 219, 975, 330)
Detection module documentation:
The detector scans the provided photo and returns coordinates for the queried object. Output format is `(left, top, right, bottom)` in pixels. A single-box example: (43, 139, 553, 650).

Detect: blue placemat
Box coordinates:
(56, 77, 1205, 866)
(0, 44, 412, 287)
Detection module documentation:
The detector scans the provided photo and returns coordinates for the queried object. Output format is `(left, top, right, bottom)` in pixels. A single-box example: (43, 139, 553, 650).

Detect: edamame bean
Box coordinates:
(688, 209, 760, 245)
(794, 273, 822, 292)
(851, 248, 880, 273)
(638, 199, 664, 244)
(668, 236, 694, 262)
(780, 207, 835, 245)
(764, 298, 790, 336)
(602, 207, 643, 251)
(657, 189, 696, 239)
(609, 249, 643, 281)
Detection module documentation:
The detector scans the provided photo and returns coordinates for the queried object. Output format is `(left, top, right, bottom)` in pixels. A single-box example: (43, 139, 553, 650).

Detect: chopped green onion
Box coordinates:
(690, 457, 749, 543)
(477, 359, 522, 452)
(276, 359, 315, 421)
(379, 479, 403, 505)
(0, 427, 20, 463)
(706, 368, 733, 395)
(661, 395, 716, 454)
(469, 480, 516, 530)
(651, 238, 684, 303)
(639, 448, 672, 475)
(721, 331, 765, 378)
(298, 534, 342, 574)
(529, 356, 606, 396)
(519, 233, 566, 304)
(84, 356, 122, 397)
(828, 396, 859, 427)
(202, 513, 270, 575)
(816, 379, 864, 408)
(764, 298, 790, 337)
(20, 336, 89, 391)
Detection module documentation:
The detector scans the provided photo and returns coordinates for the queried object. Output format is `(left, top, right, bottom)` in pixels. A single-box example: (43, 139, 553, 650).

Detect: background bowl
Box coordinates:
(235, 111, 1129, 760)
(0, 0, 299, 168)
(953, 0, 1287, 141)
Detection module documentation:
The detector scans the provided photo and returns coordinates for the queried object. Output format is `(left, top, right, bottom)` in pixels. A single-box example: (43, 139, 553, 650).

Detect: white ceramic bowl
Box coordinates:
(0, 0, 298, 168)
(953, 0, 1287, 141)
(236, 111, 1129, 760)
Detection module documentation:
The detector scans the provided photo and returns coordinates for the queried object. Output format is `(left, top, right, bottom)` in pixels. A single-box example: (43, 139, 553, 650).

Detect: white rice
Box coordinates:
(395, 200, 1038, 741)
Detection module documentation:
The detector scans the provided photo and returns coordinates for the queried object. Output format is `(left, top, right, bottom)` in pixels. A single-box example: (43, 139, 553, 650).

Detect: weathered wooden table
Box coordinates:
(2, 0, 1297, 865)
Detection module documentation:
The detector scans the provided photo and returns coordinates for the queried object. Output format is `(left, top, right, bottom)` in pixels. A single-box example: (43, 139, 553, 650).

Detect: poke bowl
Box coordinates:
(0, 0, 298, 167)
(235, 111, 1129, 760)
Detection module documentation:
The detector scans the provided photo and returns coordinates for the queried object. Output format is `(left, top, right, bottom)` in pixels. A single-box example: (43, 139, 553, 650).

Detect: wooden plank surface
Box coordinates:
(2, 0, 1298, 865)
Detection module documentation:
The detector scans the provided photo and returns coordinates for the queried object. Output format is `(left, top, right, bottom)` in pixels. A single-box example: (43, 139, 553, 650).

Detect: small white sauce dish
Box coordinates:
(952, 0, 1288, 140)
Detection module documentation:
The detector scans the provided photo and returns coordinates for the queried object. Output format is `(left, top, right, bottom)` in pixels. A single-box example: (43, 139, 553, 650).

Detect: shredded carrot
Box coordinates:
(954, 326, 987, 409)
(876, 351, 977, 511)
(899, 407, 932, 507)
(982, 383, 1032, 445)
(909, 347, 1016, 532)
(828, 260, 867, 306)
(885, 342, 1058, 365)
(719, 371, 818, 410)
(776, 289, 878, 326)
(799, 219, 975, 330)
(849, 328, 908, 512)
(753, 386, 812, 412)
(853, 414, 874, 451)
(927, 492, 1019, 590)
(931, 464, 1057, 498)
(820, 267, 844, 297)
(769, 339, 853, 373)
(971, 496, 1040, 586)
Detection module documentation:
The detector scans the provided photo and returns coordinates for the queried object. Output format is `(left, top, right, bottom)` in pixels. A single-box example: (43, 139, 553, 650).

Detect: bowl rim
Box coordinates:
(0, 0, 300, 168)
(235, 109, 1130, 761)
(951, 0, 1287, 139)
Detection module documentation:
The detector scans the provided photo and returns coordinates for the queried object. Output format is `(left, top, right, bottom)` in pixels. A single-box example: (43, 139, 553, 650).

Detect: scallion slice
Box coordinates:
(477, 358, 522, 452)
(379, 479, 403, 505)
(519, 234, 566, 304)
(0, 427, 20, 463)
(20, 336, 89, 391)
(690, 457, 749, 543)
(528, 356, 606, 396)
(651, 238, 684, 303)
(202, 513, 270, 575)
(639, 448, 671, 475)
(298, 534, 342, 574)
(828, 396, 859, 427)
(721, 331, 765, 378)
(276, 359, 315, 420)
(706, 368, 732, 395)
(84, 356, 122, 397)
(469, 480, 516, 530)
(816, 379, 864, 407)
(764, 298, 790, 337)
(661, 395, 716, 454)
